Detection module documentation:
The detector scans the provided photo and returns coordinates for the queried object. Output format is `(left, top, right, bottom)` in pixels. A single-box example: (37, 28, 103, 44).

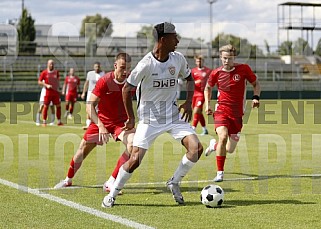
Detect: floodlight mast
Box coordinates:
(207, 0, 217, 68)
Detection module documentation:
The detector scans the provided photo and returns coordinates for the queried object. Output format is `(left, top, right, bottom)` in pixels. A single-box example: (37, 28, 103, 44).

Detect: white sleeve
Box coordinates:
(127, 61, 149, 86)
(178, 52, 191, 79)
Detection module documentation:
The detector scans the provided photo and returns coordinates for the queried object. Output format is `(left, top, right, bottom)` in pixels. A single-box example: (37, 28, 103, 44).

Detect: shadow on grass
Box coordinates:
(225, 199, 316, 207)
(229, 172, 321, 180)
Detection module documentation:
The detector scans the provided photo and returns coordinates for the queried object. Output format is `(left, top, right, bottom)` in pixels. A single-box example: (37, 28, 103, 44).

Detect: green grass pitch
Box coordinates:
(0, 100, 321, 228)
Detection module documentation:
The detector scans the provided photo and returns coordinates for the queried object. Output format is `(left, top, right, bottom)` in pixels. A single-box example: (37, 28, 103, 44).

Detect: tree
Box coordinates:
(17, 8, 36, 54)
(136, 24, 154, 51)
(136, 24, 154, 39)
(80, 14, 113, 37)
(264, 40, 270, 55)
(80, 14, 112, 56)
(277, 41, 293, 55)
(293, 38, 313, 56)
(212, 33, 264, 58)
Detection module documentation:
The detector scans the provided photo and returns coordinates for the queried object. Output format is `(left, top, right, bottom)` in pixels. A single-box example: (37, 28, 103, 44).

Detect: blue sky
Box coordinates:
(1, 0, 321, 50)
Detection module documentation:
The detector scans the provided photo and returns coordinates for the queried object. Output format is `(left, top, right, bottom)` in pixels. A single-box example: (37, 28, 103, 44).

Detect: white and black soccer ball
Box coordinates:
(200, 184, 224, 208)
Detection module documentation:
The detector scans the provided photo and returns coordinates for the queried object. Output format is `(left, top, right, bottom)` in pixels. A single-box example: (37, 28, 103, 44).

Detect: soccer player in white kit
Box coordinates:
(102, 22, 203, 208)
(81, 62, 105, 129)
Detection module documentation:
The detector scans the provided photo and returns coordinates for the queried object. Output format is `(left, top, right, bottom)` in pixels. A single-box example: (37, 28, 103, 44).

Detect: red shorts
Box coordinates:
(44, 93, 60, 106)
(83, 122, 124, 145)
(192, 96, 205, 108)
(65, 93, 77, 102)
(214, 111, 243, 141)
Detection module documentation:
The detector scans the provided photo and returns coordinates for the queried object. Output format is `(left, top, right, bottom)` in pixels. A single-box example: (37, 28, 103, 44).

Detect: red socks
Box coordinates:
(199, 113, 205, 127)
(67, 158, 82, 178)
(192, 113, 206, 128)
(112, 152, 130, 178)
(216, 155, 226, 171)
(42, 105, 48, 121)
(56, 106, 61, 119)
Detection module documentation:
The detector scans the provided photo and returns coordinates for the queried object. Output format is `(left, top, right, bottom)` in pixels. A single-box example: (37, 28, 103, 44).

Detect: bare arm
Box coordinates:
(81, 80, 89, 99)
(251, 79, 261, 108)
(204, 82, 213, 115)
(61, 82, 66, 95)
(86, 93, 109, 143)
(179, 74, 194, 122)
(38, 80, 52, 89)
(122, 82, 136, 130)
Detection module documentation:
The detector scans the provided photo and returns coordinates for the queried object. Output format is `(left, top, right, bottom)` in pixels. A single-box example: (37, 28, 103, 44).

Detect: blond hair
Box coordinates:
(194, 54, 204, 60)
(219, 44, 236, 56)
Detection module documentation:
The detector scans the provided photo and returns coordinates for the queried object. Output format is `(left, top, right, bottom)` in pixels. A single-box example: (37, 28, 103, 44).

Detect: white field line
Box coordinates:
(0, 178, 155, 229)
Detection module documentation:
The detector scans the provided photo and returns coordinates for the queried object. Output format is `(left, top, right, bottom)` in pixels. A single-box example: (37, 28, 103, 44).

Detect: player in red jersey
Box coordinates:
(37, 59, 63, 126)
(204, 44, 261, 182)
(62, 68, 81, 119)
(191, 55, 211, 135)
(54, 53, 135, 193)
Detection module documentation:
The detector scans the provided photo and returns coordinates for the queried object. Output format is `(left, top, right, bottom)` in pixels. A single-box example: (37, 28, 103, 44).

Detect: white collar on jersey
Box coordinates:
(113, 78, 126, 85)
(222, 67, 235, 72)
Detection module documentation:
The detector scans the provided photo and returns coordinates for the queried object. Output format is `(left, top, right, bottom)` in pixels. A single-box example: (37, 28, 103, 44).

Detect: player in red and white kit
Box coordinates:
(62, 68, 80, 119)
(204, 44, 261, 182)
(54, 53, 135, 193)
(37, 59, 63, 126)
(191, 55, 211, 135)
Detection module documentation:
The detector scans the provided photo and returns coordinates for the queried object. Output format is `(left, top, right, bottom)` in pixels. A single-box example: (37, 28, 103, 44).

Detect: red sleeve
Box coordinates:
(39, 70, 46, 81)
(57, 71, 60, 80)
(77, 77, 80, 86)
(207, 69, 218, 87)
(92, 76, 107, 98)
(64, 76, 68, 84)
(244, 64, 257, 83)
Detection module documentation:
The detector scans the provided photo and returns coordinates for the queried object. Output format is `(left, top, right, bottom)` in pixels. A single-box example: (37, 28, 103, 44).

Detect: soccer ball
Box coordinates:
(200, 184, 224, 208)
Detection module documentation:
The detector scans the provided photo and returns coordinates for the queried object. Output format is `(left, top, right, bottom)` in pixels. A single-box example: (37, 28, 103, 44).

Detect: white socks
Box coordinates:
(171, 154, 195, 184)
(109, 166, 132, 198)
(36, 113, 40, 123)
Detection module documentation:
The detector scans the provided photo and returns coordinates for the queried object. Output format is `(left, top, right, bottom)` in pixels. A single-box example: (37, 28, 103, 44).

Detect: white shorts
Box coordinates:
(86, 90, 92, 102)
(133, 121, 196, 149)
(39, 88, 53, 106)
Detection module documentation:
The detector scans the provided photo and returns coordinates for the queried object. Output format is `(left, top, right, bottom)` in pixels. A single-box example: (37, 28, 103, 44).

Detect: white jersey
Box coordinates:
(127, 51, 191, 126)
(86, 70, 105, 91)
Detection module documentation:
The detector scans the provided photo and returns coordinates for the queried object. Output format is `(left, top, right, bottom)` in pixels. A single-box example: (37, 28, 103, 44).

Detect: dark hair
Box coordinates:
(115, 52, 131, 62)
(152, 22, 176, 41)
(94, 61, 101, 66)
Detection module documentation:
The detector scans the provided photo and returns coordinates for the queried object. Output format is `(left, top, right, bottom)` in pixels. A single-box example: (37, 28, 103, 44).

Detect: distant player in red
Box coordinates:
(37, 59, 63, 126)
(54, 53, 135, 193)
(191, 55, 211, 135)
(204, 44, 261, 182)
(62, 68, 80, 119)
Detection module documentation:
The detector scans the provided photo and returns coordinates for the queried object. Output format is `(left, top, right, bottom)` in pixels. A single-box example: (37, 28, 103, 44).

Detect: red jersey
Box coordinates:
(208, 64, 257, 117)
(65, 75, 80, 95)
(92, 72, 128, 124)
(39, 69, 60, 95)
(191, 66, 211, 97)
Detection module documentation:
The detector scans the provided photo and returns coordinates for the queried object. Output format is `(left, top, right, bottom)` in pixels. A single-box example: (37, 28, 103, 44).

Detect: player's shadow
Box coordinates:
(229, 172, 321, 181)
(225, 199, 315, 208)
(118, 186, 237, 195)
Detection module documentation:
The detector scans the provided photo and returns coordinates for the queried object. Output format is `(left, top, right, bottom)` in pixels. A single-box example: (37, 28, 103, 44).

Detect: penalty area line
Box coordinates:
(0, 178, 155, 229)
